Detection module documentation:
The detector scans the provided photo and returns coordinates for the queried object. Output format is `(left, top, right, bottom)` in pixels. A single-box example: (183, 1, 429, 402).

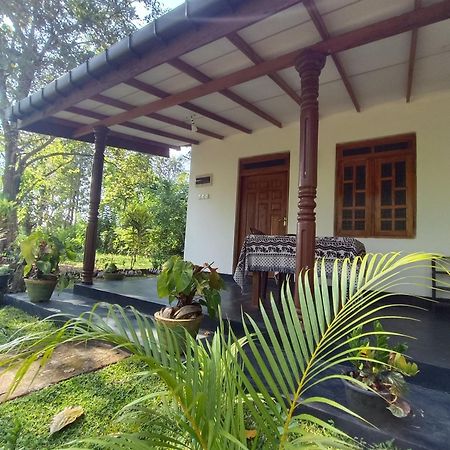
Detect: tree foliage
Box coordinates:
(0, 0, 164, 242)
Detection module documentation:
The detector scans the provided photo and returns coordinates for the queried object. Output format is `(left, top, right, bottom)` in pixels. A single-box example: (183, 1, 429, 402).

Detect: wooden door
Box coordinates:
(234, 153, 289, 267)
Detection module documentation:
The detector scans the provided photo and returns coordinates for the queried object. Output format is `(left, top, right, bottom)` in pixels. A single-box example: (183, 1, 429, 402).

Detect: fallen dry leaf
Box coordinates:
(245, 429, 257, 439)
(49, 406, 84, 434)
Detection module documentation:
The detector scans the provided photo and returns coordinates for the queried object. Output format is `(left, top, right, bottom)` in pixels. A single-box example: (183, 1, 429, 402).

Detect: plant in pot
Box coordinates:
(155, 255, 225, 340)
(344, 320, 419, 419)
(103, 262, 125, 281)
(20, 231, 74, 303)
(0, 265, 11, 292)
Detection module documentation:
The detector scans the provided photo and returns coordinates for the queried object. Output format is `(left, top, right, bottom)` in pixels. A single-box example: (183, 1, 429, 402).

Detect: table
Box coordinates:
(233, 235, 366, 305)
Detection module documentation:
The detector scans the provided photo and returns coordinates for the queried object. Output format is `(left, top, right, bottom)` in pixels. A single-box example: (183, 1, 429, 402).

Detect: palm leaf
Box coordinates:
(235, 252, 436, 449)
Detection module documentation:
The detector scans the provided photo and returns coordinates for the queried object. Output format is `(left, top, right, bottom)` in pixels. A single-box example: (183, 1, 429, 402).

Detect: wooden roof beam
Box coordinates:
(18, 0, 302, 130)
(406, 0, 421, 103)
(66, 106, 199, 145)
(70, 103, 223, 140)
(72, 0, 450, 137)
(36, 116, 172, 156)
(303, 0, 360, 112)
(169, 58, 282, 128)
(125, 78, 252, 133)
(226, 32, 302, 105)
(90, 93, 224, 141)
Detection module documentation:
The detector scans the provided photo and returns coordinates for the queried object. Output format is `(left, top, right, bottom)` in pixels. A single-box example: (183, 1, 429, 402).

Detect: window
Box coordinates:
(335, 134, 416, 238)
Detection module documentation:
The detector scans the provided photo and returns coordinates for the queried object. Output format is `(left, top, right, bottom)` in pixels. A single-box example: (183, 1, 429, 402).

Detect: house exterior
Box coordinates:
(6, 0, 450, 297)
(184, 90, 450, 296)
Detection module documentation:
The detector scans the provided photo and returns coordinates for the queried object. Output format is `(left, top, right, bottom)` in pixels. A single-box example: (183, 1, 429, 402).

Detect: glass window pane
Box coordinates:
(342, 220, 352, 230)
(344, 166, 353, 181)
(395, 208, 406, 219)
(355, 210, 365, 219)
(343, 183, 353, 207)
(381, 180, 392, 205)
(343, 210, 352, 220)
(395, 161, 406, 187)
(395, 190, 406, 205)
(381, 163, 392, 178)
(381, 220, 392, 231)
(355, 221, 365, 230)
(395, 220, 406, 231)
(355, 192, 365, 206)
(381, 208, 392, 219)
(356, 166, 366, 189)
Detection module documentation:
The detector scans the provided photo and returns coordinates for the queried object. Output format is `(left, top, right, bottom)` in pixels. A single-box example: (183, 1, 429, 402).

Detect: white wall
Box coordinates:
(184, 90, 450, 294)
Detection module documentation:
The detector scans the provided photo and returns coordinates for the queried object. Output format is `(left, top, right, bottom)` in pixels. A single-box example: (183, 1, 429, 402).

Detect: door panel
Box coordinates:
(236, 171, 289, 260)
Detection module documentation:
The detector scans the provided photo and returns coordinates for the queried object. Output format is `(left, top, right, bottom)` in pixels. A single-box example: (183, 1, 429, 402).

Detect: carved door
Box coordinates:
(235, 154, 289, 267)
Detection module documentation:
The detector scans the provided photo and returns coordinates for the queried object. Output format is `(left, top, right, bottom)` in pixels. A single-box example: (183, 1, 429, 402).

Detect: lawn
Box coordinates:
(62, 253, 155, 270)
(0, 307, 164, 449)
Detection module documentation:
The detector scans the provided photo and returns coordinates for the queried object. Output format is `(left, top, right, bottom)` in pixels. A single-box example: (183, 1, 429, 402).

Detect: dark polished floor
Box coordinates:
(75, 276, 450, 370)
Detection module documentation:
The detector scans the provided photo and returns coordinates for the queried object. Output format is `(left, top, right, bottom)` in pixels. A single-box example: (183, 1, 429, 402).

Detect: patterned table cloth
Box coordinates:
(233, 235, 366, 290)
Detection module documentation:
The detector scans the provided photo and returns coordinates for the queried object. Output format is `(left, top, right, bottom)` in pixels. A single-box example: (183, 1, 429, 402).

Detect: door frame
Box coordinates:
(233, 151, 290, 270)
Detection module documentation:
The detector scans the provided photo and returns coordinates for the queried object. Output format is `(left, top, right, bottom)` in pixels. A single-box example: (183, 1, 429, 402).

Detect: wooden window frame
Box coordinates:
(334, 133, 416, 238)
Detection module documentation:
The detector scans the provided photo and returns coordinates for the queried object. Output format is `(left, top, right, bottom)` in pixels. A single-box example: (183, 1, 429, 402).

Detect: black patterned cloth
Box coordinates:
(233, 235, 366, 290)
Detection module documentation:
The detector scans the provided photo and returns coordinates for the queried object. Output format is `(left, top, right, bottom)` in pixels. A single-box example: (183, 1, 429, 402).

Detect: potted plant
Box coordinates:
(20, 231, 74, 302)
(155, 255, 225, 340)
(343, 320, 419, 419)
(0, 265, 11, 292)
(103, 262, 125, 281)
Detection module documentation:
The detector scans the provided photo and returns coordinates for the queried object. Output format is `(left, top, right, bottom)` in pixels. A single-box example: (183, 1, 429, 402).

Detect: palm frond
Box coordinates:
(235, 252, 436, 449)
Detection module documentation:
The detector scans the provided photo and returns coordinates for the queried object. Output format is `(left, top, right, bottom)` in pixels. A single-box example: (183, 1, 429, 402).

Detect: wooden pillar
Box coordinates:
(294, 50, 326, 296)
(82, 126, 108, 285)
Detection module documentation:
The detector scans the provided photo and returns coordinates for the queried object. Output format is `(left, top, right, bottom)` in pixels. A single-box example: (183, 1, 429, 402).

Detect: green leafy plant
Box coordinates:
(347, 320, 418, 417)
(0, 252, 437, 449)
(156, 255, 225, 319)
(19, 231, 76, 288)
(104, 262, 119, 273)
(0, 265, 11, 276)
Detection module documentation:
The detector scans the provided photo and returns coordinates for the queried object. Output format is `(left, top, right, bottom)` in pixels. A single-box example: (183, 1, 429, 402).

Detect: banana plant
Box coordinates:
(0, 252, 437, 449)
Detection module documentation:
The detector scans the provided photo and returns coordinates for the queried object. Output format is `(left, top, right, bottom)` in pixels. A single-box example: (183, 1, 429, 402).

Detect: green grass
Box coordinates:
(0, 307, 56, 345)
(0, 359, 164, 449)
(62, 253, 155, 270)
(0, 307, 165, 449)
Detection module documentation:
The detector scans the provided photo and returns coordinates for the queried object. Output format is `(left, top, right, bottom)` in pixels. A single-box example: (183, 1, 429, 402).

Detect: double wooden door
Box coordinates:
(235, 153, 290, 266)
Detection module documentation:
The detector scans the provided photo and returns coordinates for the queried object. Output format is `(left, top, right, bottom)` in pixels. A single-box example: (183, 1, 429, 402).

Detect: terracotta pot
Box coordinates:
(25, 278, 58, 302)
(154, 311, 203, 350)
(103, 272, 125, 281)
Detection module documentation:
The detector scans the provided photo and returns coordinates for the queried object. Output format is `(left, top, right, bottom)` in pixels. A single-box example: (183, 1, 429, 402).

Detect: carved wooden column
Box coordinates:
(82, 126, 108, 285)
(295, 50, 326, 295)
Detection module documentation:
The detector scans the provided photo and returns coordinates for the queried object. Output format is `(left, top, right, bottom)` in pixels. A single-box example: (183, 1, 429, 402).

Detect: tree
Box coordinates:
(115, 201, 153, 268)
(0, 0, 163, 242)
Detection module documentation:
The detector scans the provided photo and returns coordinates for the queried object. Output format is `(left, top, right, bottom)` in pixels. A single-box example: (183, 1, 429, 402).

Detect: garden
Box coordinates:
(0, 253, 436, 449)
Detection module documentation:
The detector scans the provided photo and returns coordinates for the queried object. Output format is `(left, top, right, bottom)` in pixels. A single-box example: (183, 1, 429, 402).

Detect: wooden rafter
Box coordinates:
(406, 0, 422, 103)
(81, 94, 224, 140)
(125, 79, 252, 133)
(39, 116, 172, 156)
(18, 0, 302, 129)
(71, 1, 450, 137)
(303, 0, 360, 112)
(67, 106, 199, 145)
(169, 58, 282, 128)
(227, 32, 302, 105)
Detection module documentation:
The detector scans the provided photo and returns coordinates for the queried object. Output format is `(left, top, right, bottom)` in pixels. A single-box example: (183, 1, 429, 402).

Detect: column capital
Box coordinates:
(294, 50, 327, 76)
(93, 125, 109, 140)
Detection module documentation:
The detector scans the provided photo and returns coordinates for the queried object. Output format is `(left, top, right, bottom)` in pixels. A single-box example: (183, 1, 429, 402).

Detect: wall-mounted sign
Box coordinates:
(195, 174, 212, 187)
